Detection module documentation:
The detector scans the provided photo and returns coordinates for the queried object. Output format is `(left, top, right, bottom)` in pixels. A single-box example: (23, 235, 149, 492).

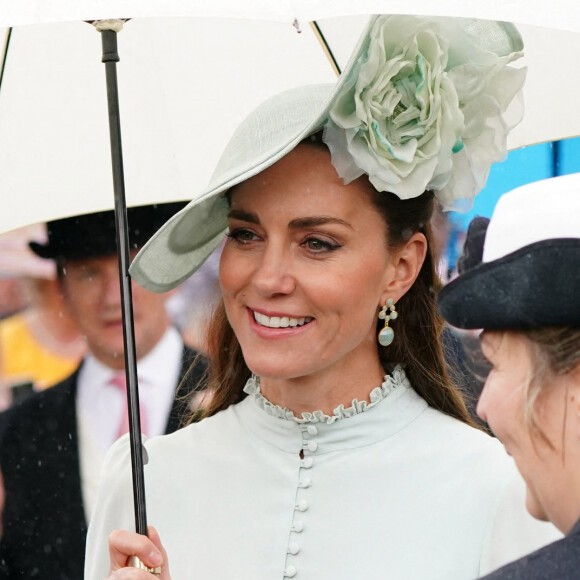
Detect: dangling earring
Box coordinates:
(378, 299, 398, 346)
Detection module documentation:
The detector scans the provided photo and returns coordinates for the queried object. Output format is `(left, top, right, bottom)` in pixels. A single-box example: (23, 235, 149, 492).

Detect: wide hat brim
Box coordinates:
(130, 15, 523, 294)
(438, 239, 580, 329)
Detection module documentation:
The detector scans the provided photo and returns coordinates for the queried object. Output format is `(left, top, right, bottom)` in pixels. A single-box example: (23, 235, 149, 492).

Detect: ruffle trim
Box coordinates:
(243, 365, 408, 424)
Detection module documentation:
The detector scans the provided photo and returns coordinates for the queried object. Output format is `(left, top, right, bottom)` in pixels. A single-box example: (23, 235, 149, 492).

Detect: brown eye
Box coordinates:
(302, 237, 341, 253)
(226, 228, 260, 244)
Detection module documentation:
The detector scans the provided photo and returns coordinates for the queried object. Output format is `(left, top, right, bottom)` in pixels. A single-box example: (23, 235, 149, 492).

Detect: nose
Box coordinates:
(102, 262, 122, 306)
(251, 243, 296, 297)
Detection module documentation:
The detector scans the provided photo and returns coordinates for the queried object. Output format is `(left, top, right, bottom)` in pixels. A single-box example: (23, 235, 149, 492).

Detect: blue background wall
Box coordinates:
(445, 137, 580, 271)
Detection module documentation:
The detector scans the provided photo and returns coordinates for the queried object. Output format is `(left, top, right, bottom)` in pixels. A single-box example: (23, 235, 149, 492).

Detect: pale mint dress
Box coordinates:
(85, 367, 558, 580)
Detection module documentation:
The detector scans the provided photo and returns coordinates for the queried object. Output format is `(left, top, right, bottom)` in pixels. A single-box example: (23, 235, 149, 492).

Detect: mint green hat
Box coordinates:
(131, 15, 525, 293)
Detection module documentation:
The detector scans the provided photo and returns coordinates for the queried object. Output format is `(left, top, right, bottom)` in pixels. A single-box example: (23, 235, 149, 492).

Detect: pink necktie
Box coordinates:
(110, 372, 148, 439)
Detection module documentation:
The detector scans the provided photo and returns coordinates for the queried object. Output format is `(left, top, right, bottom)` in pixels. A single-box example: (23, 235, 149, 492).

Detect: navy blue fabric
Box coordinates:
(438, 239, 580, 330)
(480, 519, 580, 579)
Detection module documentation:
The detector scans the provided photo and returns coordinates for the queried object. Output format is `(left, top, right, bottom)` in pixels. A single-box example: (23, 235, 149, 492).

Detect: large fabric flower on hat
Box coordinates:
(323, 15, 526, 210)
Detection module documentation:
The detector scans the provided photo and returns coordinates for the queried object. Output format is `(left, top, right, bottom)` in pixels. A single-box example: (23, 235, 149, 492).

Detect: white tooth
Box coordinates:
(254, 311, 312, 328)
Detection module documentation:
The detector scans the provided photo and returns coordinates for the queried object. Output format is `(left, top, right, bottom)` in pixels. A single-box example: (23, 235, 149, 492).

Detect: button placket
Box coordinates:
(284, 423, 320, 578)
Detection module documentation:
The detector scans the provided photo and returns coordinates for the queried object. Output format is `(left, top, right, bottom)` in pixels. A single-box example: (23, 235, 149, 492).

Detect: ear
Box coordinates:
(380, 232, 428, 304)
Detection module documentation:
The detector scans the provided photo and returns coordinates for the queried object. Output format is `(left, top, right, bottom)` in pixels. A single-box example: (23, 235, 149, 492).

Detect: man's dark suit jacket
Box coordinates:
(0, 348, 203, 580)
(481, 519, 580, 579)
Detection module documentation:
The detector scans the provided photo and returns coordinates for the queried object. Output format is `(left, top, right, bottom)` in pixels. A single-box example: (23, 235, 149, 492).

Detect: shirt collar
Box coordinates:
(237, 367, 429, 455)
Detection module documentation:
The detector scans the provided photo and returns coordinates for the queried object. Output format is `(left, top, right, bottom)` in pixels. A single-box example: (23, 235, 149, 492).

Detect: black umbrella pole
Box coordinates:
(100, 27, 148, 537)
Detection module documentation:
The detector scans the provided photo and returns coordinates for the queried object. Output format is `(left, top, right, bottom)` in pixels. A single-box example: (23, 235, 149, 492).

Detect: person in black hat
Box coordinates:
(0, 203, 206, 580)
(438, 173, 580, 579)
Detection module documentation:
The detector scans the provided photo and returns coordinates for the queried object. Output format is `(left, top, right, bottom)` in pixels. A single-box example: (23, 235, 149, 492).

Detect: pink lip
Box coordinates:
(247, 308, 313, 339)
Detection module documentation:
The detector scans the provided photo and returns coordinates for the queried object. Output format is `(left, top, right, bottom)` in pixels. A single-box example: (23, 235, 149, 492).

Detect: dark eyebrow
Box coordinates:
(289, 216, 353, 230)
(228, 209, 260, 223)
(228, 210, 352, 230)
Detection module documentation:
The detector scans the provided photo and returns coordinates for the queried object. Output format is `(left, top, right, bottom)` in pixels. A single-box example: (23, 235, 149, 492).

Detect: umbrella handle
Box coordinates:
(96, 20, 149, 538)
(128, 556, 162, 576)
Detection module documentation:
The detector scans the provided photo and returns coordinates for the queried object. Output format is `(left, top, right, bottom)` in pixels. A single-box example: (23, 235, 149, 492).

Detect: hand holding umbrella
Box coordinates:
(107, 527, 168, 577)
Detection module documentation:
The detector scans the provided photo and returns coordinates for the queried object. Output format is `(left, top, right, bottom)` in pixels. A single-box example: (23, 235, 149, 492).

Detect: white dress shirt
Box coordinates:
(77, 327, 183, 520)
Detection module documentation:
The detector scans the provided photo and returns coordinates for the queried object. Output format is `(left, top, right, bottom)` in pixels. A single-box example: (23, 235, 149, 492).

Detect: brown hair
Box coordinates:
(194, 140, 474, 425)
(365, 186, 474, 426)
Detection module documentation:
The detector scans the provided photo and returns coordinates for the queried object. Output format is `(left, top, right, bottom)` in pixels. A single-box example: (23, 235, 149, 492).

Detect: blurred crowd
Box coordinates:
(0, 219, 221, 411)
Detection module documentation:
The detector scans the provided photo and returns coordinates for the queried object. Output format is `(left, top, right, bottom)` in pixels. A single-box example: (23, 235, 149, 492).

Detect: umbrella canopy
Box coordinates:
(1, 0, 580, 32)
(0, 17, 342, 233)
(2, 13, 580, 234)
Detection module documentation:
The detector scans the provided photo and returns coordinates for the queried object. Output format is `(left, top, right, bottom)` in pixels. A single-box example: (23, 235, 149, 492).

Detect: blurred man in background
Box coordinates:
(0, 203, 206, 579)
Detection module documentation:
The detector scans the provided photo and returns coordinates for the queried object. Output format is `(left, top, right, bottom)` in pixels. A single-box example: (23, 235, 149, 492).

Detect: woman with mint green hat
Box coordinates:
(86, 15, 558, 580)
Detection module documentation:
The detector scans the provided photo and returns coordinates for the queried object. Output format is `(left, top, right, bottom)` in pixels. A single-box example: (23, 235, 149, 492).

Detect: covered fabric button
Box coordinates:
(298, 478, 312, 488)
(301, 457, 314, 468)
(291, 521, 304, 532)
(287, 542, 300, 555)
(296, 500, 309, 512)
(306, 425, 318, 435)
(306, 440, 318, 452)
(284, 565, 297, 577)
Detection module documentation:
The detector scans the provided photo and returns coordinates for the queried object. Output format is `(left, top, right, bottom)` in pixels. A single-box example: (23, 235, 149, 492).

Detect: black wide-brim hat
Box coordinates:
(29, 202, 187, 262)
(438, 173, 580, 330)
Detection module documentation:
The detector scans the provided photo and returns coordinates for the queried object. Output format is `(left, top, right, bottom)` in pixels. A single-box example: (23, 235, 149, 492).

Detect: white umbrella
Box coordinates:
(1, 0, 580, 32)
(0, 17, 342, 233)
(2, 14, 580, 234)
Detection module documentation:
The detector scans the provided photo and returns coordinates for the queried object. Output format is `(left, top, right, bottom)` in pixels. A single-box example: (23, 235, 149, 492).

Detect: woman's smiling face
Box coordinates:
(219, 144, 409, 386)
(477, 330, 580, 532)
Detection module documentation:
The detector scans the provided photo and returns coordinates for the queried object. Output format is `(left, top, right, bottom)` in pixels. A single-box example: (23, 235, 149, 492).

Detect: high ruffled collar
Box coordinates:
(242, 365, 408, 425)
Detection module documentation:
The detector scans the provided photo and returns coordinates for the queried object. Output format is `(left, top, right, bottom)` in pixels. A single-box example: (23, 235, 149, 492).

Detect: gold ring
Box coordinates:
(127, 555, 162, 575)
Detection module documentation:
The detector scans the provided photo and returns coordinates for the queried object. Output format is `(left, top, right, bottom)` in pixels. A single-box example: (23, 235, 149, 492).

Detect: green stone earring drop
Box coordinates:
(378, 299, 398, 346)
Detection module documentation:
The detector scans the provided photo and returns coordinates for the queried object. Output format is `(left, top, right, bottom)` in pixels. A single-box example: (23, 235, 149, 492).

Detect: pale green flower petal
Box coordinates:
(323, 15, 526, 210)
